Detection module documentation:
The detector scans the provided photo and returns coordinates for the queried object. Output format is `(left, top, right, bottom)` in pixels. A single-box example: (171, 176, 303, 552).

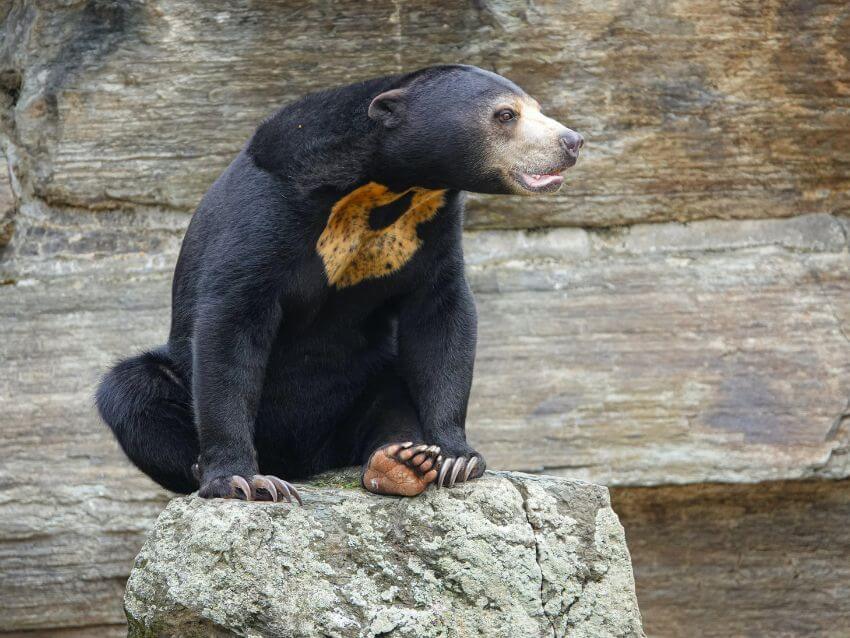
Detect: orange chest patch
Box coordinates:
(317, 182, 446, 288)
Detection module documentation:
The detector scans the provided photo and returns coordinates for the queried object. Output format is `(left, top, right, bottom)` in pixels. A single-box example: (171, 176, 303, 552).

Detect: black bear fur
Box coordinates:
(96, 65, 581, 496)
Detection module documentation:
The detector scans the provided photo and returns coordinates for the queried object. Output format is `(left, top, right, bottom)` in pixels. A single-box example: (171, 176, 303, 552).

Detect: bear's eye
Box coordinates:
(496, 109, 517, 123)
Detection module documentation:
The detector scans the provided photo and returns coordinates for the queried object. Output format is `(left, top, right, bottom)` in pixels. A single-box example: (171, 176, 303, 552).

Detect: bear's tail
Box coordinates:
(95, 348, 198, 493)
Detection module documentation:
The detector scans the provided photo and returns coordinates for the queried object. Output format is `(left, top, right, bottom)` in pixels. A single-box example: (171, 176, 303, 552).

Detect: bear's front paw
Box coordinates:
(198, 473, 302, 505)
(435, 451, 486, 488)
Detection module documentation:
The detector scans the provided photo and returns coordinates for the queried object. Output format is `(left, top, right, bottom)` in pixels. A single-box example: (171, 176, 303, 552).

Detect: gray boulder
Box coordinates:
(124, 470, 644, 637)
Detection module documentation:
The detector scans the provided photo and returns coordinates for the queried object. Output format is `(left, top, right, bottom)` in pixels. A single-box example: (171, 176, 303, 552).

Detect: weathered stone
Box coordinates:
(0, 153, 15, 250)
(464, 213, 850, 486)
(611, 479, 850, 638)
(0, 0, 847, 240)
(0, 628, 126, 638)
(0, 265, 172, 632)
(1, 215, 847, 633)
(123, 470, 644, 638)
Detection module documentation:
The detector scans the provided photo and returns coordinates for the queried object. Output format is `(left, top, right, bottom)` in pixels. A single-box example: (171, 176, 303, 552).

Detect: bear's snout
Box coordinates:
(560, 130, 584, 160)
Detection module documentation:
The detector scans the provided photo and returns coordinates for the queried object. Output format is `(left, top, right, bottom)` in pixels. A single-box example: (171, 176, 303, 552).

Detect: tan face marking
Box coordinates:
(516, 97, 568, 147)
(485, 94, 572, 194)
(317, 182, 446, 288)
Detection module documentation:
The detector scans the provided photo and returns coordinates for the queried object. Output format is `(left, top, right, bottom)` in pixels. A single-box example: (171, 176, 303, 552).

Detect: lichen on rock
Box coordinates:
(124, 469, 644, 638)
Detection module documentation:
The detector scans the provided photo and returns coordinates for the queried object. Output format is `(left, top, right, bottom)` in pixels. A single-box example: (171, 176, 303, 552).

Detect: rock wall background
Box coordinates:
(0, 1, 848, 636)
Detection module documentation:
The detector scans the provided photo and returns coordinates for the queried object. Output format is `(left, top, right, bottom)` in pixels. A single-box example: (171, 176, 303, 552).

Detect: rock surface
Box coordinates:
(0, 154, 14, 249)
(124, 470, 644, 638)
(0, 0, 847, 251)
(1, 214, 848, 634)
(612, 479, 850, 638)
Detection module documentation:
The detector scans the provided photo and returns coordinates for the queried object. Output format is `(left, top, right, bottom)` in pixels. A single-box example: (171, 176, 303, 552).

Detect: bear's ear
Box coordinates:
(368, 88, 407, 128)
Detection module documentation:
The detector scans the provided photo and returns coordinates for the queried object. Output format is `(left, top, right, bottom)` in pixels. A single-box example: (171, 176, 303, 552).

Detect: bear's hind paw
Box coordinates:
(362, 442, 441, 497)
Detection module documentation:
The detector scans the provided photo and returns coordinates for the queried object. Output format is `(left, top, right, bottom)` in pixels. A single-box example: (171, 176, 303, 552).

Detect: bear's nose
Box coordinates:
(560, 130, 584, 158)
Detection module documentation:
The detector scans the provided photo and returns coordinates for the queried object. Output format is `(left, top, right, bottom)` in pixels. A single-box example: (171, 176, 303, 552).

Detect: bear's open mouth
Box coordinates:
(512, 167, 567, 193)
(520, 172, 564, 190)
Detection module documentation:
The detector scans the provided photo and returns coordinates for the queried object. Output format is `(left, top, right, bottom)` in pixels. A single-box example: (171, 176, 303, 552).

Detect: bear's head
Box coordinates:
(367, 65, 583, 196)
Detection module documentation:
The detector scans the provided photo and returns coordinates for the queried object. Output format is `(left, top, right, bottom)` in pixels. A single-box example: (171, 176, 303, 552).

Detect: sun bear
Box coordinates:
(96, 65, 583, 502)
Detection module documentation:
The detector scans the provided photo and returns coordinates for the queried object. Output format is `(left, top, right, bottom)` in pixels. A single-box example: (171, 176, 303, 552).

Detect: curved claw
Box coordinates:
(232, 475, 253, 500)
(265, 476, 292, 503)
(449, 457, 466, 487)
(463, 456, 479, 482)
(253, 476, 277, 502)
(437, 457, 454, 488)
(288, 483, 303, 506)
(267, 476, 302, 505)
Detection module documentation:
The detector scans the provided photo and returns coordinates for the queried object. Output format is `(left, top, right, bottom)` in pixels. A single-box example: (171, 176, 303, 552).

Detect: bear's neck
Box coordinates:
(247, 73, 461, 200)
(247, 75, 402, 194)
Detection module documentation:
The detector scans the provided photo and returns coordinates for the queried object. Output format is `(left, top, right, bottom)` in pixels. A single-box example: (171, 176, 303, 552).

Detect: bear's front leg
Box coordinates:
(192, 282, 302, 505)
(397, 264, 487, 489)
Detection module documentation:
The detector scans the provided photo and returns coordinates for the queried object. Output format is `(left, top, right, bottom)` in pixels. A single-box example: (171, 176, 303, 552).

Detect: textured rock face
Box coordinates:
(0, 0, 848, 255)
(0, 154, 14, 249)
(612, 479, 850, 638)
(1, 213, 848, 635)
(124, 471, 644, 638)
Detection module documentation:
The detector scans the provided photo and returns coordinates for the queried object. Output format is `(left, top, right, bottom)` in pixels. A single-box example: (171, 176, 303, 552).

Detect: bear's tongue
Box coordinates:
(521, 172, 564, 189)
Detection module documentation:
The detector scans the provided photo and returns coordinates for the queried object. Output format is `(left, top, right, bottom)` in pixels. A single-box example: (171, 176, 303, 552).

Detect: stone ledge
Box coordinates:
(124, 470, 644, 638)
